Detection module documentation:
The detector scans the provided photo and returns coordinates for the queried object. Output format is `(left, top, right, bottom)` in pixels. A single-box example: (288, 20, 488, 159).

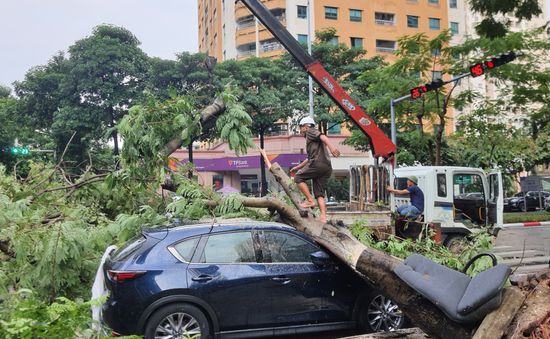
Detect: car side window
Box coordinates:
(201, 232, 256, 263)
(171, 237, 200, 262)
(263, 231, 319, 263)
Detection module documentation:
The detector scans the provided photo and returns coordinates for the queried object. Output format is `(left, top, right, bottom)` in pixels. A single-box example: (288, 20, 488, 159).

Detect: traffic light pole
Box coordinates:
(390, 71, 472, 163)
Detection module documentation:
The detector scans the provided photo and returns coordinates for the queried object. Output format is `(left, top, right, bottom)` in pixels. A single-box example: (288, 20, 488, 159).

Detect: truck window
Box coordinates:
(453, 174, 484, 199)
(395, 177, 409, 190)
(437, 174, 447, 197)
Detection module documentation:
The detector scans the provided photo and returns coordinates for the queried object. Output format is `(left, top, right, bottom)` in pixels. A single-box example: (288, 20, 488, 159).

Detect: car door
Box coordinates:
(186, 230, 272, 331)
(258, 229, 357, 326)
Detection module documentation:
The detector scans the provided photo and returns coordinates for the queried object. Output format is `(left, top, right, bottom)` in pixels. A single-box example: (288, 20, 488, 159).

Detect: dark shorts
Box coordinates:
(294, 163, 332, 198)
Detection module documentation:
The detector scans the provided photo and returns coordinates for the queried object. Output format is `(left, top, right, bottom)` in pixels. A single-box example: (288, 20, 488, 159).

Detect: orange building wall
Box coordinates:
(198, 0, 224, 60)
(313, 0, 449, 59)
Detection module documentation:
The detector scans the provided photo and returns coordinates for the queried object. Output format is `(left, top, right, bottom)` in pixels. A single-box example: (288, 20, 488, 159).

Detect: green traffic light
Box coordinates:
(10, 147, 30, 155)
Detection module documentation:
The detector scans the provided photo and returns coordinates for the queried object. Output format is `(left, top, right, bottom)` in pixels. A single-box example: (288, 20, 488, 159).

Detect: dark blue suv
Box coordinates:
(101, 220, 405, 338)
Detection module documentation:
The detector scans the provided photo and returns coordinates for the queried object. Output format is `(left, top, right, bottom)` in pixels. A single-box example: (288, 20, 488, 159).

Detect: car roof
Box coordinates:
(167, 218, 295, 234)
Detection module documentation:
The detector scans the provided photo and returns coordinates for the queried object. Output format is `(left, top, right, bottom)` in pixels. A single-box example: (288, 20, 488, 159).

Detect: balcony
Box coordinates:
(235, 0, 286, 19)
(375, 19, 395, 26)
(237, 49, 257, 58)
(376, 47, 396, 53)
(261, 41, 283, 53)
(237, 13, 286, 31)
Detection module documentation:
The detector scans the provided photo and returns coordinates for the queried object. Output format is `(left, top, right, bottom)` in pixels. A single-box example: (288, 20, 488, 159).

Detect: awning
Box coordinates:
(176, 153, 306, 172)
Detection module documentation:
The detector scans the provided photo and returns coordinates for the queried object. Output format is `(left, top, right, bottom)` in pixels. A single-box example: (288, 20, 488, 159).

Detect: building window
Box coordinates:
(428, 0, 439, 4)
(350, 37, 363, 48)
(349, 9, 362, 22)
(297, 5, 307, 19)
(329, 36, 339, 45)
(375, 12, 395, 26)
(432, 70, 442, 80)
(429, 18, 441, 30)
(325, 7, 338, 20)
(297, 34, 309, 44)
(376, 40, 396, 53)
(432, 47, 441, 56)
(450, 22, 459, 35)
(407, 15, 419, 28)
(449, 0, 457, 8)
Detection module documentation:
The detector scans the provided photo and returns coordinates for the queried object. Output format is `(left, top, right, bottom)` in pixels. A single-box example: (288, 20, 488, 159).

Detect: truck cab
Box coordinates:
(392, 166, 503, 243)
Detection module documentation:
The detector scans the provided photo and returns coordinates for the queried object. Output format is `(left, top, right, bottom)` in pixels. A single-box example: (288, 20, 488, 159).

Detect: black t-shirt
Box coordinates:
(305, 128, 331, 168)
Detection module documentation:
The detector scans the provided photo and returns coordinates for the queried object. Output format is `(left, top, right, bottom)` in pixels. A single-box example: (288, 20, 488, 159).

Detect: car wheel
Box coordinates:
(519, 202, 526, 212)
(144, 303, 211, 339)
(359, 291, 405, 333)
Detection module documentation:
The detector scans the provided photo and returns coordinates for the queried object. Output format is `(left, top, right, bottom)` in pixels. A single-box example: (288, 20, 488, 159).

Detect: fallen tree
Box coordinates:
(219, 149, 549, 339)
(151, 95, 550, 339)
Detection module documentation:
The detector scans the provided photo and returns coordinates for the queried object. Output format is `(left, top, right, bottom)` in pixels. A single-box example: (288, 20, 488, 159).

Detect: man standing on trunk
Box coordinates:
(290, 117, 341, 223)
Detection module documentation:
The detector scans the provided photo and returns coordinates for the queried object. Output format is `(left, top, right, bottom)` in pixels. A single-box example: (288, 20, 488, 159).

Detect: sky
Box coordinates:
(0, 0, 199, 88)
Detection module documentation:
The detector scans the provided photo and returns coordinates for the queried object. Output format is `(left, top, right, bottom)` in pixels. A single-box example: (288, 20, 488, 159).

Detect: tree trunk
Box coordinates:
(259, 159, 472, 339)
(162, 96, 225, 157)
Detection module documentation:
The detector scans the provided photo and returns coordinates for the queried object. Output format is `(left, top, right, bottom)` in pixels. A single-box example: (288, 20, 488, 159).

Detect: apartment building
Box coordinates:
(199, 0, 449, 61)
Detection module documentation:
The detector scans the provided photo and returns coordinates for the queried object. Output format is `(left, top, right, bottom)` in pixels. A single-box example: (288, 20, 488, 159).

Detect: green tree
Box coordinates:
(450, 25, 550, 170)
(348, 31, 455, 165)
(14, 53, 69, 133)
(305, 28, 384, 133)
(147, 52, 214, 101)
(61, 25, 149, 157)
(0, 85, 11, 98)
(449, 105, 535, 175)
(215, 57, 306, 194)
(468, 0, 544, 38)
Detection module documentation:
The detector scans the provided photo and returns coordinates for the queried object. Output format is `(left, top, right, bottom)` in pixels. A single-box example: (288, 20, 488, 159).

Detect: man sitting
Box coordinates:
(387, 176, 424, 218)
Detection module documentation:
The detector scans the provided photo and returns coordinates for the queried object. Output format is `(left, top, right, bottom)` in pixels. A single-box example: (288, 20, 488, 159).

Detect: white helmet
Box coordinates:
(299, 116, 316, 126)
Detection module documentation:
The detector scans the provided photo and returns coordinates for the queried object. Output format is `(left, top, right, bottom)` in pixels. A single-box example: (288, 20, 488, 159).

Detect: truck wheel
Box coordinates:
(144, 303, 211, 339)
(444, 234, 466, 254)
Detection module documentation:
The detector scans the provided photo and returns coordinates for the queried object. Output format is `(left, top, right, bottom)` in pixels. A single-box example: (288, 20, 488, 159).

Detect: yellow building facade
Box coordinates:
(199, 0, 449, 61)
(198, 0, 453, 135)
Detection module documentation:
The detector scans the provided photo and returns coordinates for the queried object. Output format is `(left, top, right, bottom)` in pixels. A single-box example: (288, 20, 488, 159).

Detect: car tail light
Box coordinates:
(107, 270, 146, 283)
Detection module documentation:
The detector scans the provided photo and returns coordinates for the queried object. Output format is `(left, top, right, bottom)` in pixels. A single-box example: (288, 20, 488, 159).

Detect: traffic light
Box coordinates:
(410, 79, 444, 100)
(469, 51, 516, 77)
(4, 147, 30, 155)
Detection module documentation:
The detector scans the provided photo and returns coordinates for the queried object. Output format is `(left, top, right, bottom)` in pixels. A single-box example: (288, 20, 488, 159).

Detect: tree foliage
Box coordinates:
(468, 0, 543, 38)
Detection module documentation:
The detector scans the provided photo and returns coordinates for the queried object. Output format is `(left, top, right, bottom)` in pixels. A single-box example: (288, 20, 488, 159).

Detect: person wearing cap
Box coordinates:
(387, 176, 424, 218)
(290, 116, 341, 223)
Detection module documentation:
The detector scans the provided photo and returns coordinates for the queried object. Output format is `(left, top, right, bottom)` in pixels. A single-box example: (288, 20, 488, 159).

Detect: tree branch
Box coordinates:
(33, 173, 108, 198)
(162, 96, 225, 157)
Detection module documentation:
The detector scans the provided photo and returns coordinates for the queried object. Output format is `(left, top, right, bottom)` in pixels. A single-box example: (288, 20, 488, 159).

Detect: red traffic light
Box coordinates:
(484, 60, 495, 69)
(469, 63, 484, 77)
(469, 51, 516, 77)
(410, 85, 428, 100)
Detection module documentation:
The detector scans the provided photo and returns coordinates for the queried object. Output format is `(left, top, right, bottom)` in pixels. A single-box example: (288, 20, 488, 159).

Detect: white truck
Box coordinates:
(349, 165, 503, 246)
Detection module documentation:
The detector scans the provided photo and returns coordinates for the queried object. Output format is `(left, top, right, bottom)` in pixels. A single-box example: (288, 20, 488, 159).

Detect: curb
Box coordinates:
(501, 221, 550, 228)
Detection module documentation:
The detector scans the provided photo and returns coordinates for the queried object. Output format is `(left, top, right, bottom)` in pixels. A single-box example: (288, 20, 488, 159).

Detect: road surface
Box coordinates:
(494, 225, 550, 276)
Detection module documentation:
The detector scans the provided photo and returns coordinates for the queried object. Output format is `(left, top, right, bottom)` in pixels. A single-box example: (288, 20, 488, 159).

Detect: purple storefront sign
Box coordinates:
(178, 153, 306, 172)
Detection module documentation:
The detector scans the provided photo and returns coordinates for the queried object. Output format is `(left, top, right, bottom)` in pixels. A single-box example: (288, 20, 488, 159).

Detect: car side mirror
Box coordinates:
(310, 251, 331, 267)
